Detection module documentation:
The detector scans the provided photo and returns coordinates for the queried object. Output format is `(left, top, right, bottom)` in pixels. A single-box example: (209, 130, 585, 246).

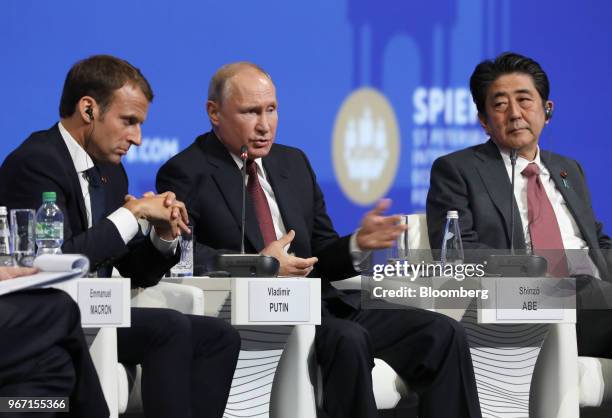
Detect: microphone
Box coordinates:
(211, 145, 280, 277)
(240, 145, 248, 254)
(509, 148, 518, 255)
(484, 148, 547, 277)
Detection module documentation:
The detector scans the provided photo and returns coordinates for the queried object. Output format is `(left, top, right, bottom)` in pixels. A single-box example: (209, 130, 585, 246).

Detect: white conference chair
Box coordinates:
(531, 316, 612, 416)
(88, 280, 205, 417)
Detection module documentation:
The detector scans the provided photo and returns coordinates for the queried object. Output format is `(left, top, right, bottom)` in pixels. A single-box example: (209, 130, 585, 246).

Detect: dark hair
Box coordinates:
(59, 55, 153, 118)
(470, 52, 549, 116)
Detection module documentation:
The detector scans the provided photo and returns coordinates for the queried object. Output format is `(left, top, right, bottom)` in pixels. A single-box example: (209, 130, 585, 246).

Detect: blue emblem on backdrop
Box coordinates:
(0, 0, 610, 235)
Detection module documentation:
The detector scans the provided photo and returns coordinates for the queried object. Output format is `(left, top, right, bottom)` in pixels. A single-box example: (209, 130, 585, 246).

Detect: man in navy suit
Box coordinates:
(157, 62, 482, 418)
(0, 55, 240, 418)
(0, 267, 109, 418)
(427, 52, 612, 357)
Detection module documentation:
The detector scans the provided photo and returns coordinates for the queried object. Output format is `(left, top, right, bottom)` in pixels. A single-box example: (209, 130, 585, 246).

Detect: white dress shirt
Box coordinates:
(498, 145, 599, 276)
(58, 122, 176, 255)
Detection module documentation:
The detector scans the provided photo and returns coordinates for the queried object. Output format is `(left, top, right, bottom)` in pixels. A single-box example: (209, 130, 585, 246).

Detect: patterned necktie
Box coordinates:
(84, 166, 105, 226)
(521, 163, 569, 277)
(246, 160, 277, 247)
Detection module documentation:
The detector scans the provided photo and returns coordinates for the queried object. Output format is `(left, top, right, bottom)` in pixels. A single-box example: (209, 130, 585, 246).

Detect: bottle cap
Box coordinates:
(0, 206, 6, 216)
(42, 192, 57, 203)
(446, 210, 459, 219)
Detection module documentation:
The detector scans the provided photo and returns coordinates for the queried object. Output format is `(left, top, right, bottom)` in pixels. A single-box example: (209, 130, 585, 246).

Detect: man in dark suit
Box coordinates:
(427, 52, 612, 358)
(0, 55, 240, 418)
(157, 62, 482, 418)
(0, 267, 109, 418)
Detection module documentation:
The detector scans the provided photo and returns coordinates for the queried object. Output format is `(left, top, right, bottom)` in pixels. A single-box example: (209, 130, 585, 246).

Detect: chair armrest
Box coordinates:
(131, 282, 205, 315)
(89, 328, 120, 417)
(331, 275, 362, 291)
(270, 325, 318, 418)
(530, 323, 579, 417)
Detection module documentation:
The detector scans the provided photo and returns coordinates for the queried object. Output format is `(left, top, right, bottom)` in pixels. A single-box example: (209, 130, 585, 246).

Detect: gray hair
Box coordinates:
(207, 62, 272, 103)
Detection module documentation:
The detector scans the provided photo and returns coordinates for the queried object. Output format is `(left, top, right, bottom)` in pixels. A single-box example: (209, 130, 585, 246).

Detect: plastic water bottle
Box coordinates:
(35, 192, 64, 255)
(441, 210, 464, 265)
(0, 206, 13, 265)
(170, 224, 194, 277)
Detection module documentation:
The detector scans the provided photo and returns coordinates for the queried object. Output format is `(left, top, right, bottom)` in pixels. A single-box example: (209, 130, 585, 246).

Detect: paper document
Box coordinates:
(0, 254, 90, 296)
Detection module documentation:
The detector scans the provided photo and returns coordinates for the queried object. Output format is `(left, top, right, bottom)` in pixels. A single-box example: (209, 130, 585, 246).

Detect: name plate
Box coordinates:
(248, 281, 310, 322)
(496, 309, 564, 321)
(231, 277, 321, 325)
(478, 277, 576, 324)
(77, 280, 128, 327)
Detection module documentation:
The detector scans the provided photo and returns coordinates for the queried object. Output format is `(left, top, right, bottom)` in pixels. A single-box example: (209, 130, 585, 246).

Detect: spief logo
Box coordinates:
(332, 88, 400, 205)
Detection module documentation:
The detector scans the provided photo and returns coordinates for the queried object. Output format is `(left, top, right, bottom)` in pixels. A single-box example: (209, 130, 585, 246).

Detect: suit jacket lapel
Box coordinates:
(50, 125, 88, 231)
(262, 150, 299, 245)
(540, 151, 595, 246)
(475, 140, 526, 249)
(202, 133, 264, 251)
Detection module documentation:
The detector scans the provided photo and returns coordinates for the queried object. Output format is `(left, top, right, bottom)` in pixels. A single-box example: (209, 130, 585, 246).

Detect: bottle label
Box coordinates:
(0, 221, 9, 255)
(0, 240, 9, 255)
(36, 222, 63, 240)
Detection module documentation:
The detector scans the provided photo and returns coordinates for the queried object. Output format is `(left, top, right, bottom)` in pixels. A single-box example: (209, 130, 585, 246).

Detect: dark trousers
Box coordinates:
(316, 292, 481, 418)
(573, 275, 612, 357)
(577, 309, 612, 358)
(117, 308, 240, 418)
(0, 288, 108, 418)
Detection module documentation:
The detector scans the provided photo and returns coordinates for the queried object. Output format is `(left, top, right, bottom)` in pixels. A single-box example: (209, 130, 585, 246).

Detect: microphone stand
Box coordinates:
(211, 145, 280, 277)
(484, 148, 547, 277)
(510, 149, 518, 256)
(240, 145, 247, 254)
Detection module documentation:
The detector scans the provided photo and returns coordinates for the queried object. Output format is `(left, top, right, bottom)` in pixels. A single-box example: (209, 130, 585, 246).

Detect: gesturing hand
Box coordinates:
(356, 199, 407, 250)
(261, 230, 318, 277)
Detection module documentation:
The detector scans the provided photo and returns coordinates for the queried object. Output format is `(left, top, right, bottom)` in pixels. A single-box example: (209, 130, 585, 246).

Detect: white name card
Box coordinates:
(496, 308, 564, 321)
(248, 281, 310, 322)
(231, 277, 321, 325)
(478, 277, 576, 324)
(77, 280, 130, 327)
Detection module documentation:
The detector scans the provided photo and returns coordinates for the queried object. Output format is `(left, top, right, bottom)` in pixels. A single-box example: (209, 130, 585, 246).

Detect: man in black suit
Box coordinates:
(157, 62, 482, 418)
(427, 52, 612, 357)
(0, 267, 109, 418)
(0, 55, 240, 418)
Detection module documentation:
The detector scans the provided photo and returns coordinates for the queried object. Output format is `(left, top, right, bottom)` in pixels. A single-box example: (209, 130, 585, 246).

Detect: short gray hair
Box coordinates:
(207, 62, 272, 103)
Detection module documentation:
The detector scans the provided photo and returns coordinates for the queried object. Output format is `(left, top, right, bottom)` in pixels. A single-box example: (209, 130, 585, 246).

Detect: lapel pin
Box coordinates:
(101, 176, 108, 184)
(560, 170, 570, 188)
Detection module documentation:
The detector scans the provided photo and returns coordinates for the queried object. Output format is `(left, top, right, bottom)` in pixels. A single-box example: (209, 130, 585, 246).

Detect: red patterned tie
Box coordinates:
(522, 163, 569, 277)
(246, 160, 277, 246)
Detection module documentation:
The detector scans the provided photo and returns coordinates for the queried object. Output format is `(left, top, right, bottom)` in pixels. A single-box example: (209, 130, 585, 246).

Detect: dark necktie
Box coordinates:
(521, 163, 569, 277)
(246, 160, 277, 246)
(85, 166, 106, 226)
(85, 166, 111, 277)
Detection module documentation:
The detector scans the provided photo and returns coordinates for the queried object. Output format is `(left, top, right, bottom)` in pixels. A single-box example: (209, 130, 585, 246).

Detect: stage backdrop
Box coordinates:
(1, 0, 610, 238)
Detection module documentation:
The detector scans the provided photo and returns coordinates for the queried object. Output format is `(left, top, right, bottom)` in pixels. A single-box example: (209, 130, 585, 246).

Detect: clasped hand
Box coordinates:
(123, 191, 189, 240)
